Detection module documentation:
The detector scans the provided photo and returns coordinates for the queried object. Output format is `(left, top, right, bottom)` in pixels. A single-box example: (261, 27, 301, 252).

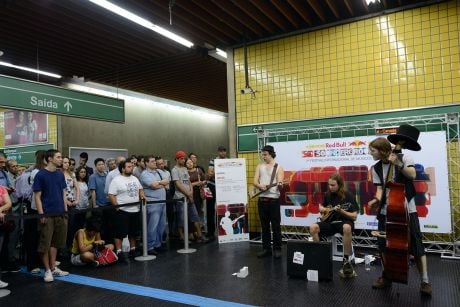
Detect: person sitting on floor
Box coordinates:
(309, 173, 358, 278)
(70, 218, 114, 267)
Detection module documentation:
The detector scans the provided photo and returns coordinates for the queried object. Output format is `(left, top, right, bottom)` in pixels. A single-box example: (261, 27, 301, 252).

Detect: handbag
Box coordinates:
(0, 219, 15, 232)
(200, 186, 213, 200)
(94, 246, 118, 266)
(198, 171, 213, 199)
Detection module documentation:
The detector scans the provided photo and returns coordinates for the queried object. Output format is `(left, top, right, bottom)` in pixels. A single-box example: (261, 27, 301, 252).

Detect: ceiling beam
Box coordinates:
(325, 0, 340, 19)
(286, 0, 314, 26)
(247, 0, 289, 32)
(360, 0, 370, 13)
(270, 0, 303, 29)
(343, 0, 355, 16)
(209, 0, 267, 37)
(307, 0, 326, 22)
(171, 0, 240, 43)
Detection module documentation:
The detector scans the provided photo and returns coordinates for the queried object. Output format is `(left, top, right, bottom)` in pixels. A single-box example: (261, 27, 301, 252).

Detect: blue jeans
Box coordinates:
(147, 203, 166, 250)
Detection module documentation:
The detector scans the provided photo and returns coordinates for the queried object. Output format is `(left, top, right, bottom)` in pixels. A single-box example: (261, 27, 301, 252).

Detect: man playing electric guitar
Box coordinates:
(309, 173, 358, 278)
(253, 145, 284, 259)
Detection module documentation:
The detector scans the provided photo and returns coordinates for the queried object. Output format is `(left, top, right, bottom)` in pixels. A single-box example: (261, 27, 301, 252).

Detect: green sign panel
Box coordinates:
(0, 75, 124, 122)
(2, 143, 54, 164)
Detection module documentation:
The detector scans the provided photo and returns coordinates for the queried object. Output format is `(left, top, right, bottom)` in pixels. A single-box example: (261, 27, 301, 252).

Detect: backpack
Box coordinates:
(14, 169, 33, 202)
(169, 180, 176, 199)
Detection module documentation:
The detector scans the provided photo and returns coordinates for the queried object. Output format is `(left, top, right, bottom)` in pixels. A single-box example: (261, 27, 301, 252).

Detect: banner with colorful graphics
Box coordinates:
(215, 158, 249, 243)
(3, 110, 48, 146)
(271, 131, 451, 233)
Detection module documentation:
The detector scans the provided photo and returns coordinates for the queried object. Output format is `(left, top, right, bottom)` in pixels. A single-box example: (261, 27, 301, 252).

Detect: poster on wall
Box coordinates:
(215, 158, 249, 243)
(69, 147, 128, 169)
(272, 131, 451, 234)
(3, 110, 48, 146)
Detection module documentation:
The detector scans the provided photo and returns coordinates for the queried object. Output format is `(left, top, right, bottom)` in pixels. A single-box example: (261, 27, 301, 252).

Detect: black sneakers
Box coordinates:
(1, 262, 21, 273)
(339, 260, 357, 278)
(257, 249, 272, 258)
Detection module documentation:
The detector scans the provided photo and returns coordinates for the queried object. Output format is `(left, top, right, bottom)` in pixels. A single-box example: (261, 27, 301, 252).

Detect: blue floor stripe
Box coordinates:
(22, 268, 254, 307)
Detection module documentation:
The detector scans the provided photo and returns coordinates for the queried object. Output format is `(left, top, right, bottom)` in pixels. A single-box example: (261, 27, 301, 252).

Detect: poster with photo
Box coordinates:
(3, 110, 48, 146)
(215, 158, 250, 243)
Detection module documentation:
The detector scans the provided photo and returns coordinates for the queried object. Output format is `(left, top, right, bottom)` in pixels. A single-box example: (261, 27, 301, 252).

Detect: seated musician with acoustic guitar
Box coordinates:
(309, 173, 358, 278)
(368, 128, 431, 296)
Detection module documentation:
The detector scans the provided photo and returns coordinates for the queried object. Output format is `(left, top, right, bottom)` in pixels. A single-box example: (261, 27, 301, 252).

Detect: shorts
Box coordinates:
(317, 220, 354, 237)
(175, 200, 201, 227)
(113, 210, 141, 239)
(37, 215, 68, 253)
(71, 254, 85, 266)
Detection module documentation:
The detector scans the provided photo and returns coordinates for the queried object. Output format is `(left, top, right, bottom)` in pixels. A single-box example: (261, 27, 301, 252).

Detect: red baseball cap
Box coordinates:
(175, 150, 186, 159)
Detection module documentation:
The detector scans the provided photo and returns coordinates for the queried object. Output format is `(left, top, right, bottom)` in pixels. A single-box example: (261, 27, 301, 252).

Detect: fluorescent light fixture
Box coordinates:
(88, 0, 194, 48)
(216, 48, 227, 58)
(65, 81, 227, 119)
(366, 0, 380, 5)
(0, 61, 61, 78)
(208, 48, 227, 63)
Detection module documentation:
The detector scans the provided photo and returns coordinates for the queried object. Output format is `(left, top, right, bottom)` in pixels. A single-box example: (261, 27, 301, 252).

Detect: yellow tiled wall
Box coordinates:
(235, 1, 459, 233)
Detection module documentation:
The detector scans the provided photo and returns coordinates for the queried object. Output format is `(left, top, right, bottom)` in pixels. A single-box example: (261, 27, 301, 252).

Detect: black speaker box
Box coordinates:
(286, 240, 333, 281)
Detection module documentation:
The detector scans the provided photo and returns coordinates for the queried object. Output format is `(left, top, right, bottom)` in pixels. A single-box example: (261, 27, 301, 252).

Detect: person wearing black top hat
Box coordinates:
(253, 145, 284, 259)
(367, 124, 432, 296)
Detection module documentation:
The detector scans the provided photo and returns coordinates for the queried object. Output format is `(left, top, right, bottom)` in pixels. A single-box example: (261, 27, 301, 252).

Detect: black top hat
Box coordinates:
(261, 145, 275, 153)
(387, 124, 421, 151)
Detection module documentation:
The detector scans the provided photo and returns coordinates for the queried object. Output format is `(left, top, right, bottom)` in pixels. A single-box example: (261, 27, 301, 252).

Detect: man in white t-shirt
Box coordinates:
(108, 160, 144, 262)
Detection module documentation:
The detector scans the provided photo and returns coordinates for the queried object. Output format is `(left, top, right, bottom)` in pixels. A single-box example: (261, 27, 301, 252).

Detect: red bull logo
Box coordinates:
(348, 140, 366, 147)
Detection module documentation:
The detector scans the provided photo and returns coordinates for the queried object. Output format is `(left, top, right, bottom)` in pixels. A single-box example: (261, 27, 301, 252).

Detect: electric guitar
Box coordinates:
(320, 202, 352, 223)
(249, 180, 289, 199)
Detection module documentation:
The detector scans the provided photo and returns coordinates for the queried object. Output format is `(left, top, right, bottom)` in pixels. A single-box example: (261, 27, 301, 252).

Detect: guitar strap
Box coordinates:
(374, 161, 393, 214)
(269, 163, 278, 186)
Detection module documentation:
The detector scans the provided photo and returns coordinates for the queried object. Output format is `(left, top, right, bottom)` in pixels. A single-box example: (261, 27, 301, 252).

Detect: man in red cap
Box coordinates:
(171, 150, 205, 242)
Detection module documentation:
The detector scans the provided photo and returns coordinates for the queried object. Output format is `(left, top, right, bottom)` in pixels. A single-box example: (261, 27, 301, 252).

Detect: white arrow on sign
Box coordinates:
(64, 101, 73, 112)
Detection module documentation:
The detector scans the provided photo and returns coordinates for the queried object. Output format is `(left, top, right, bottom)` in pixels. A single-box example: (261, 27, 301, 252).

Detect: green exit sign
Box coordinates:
(0, 75, 124, 122)
(2, 143, 55, 164)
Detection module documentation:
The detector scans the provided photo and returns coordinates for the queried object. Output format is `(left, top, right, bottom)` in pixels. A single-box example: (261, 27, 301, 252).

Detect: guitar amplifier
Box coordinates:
(286, 240, 333, 281)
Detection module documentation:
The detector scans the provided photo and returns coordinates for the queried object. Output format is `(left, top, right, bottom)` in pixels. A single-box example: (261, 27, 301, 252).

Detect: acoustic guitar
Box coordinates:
(248, 180, 288, 199)
(320, 202, 352, 223)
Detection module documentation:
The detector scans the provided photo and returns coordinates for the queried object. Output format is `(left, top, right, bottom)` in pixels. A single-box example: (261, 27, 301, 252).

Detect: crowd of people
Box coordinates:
(0, 146, 226, 293)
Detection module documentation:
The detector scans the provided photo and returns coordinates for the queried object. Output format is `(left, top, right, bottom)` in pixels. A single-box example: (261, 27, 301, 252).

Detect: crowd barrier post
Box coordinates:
(177, 198, 196, 254)
(135, 199, 156, 261)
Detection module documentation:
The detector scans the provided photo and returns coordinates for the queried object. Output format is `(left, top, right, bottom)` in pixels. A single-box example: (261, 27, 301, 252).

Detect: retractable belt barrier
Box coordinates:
(3, 198, 175, 221)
